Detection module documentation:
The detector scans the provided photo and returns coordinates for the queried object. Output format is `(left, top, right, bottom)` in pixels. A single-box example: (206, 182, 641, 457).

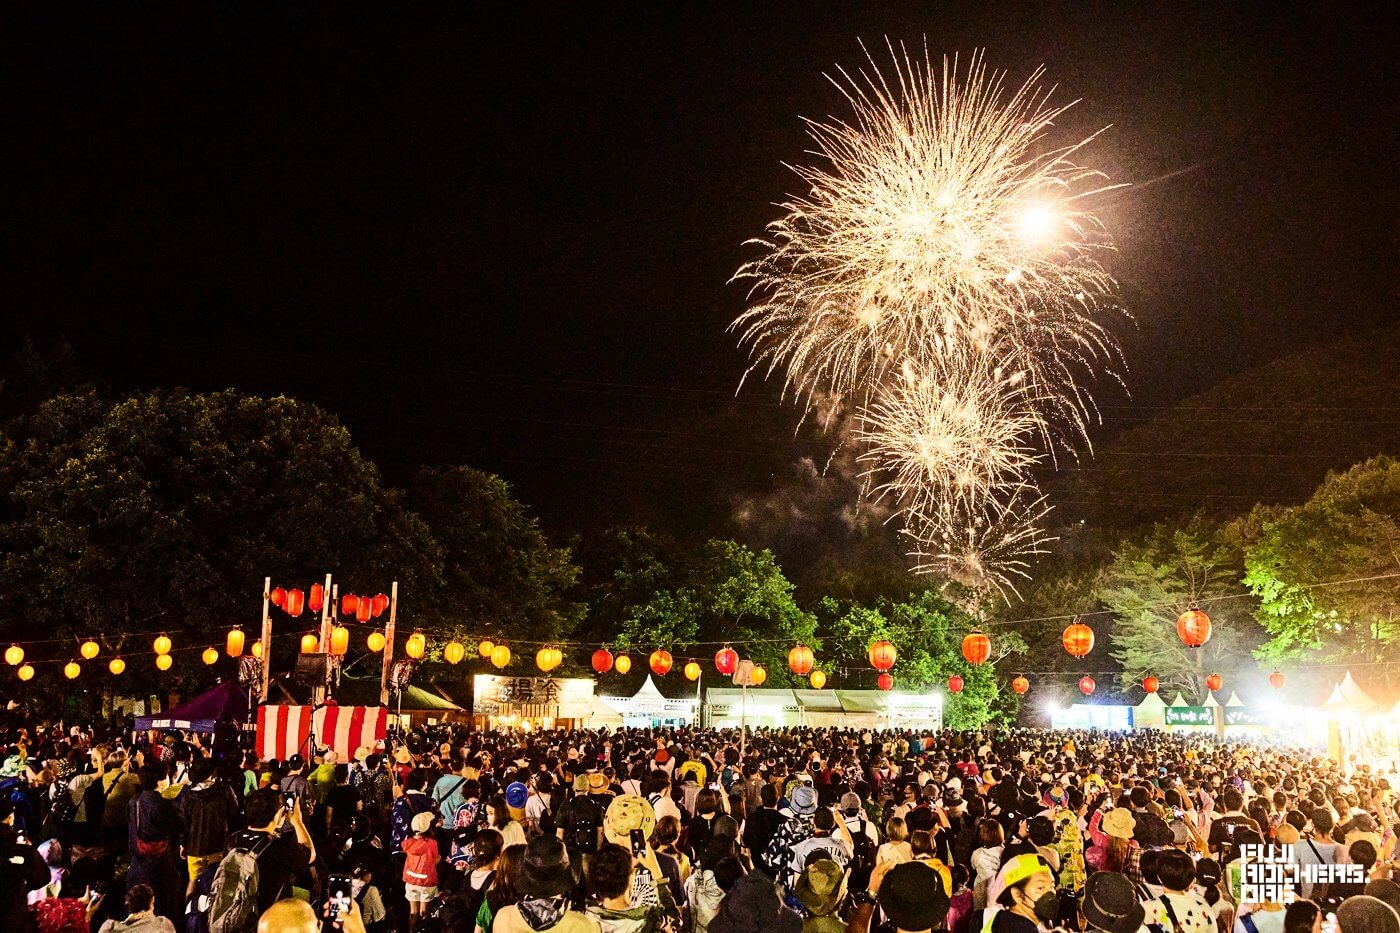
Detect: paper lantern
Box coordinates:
(405, 632, 426, 660)
(443, 640, 466, 665)
(684, 661, 701, 681)
(285, 588, 306, 617)
(877, 672, 894, 691)
(614, 654, 631, 674)
(202, 647, 219, 665)
(478, 639, 495, 658)
(649, 650, 673, 676)
(1143, 675, 1159, 694)
(1269, 671, 1285, 690)
(962, 631, 991, 666)
(153, 634, 172, 656)
(1079, 675, 1096, 696)
(342, 594, 360, 616)
(367, 631, 386, 653)
(250, 640, 263, 659)
(270, 587, 287, 608)
(809, 670, 826, 690)
(309, 583, 325, 613)
(751, 665, 767, 686)
(1062, 623, 1094, 658)
(1176, 608, 1212, 648)
(226, 629, 245, 657)
(371, 593, 390, 618)
(4, 645, 23, 666)
(1205, 672, 1223, 693)
(18, 663, 34, 681)
(787, 644, 814, 677)
(490, 644, 511, 669)
(1011, 676, 1029, 695)
(64, 661, 81, 679)
(329, 626, 350, 657)
(355, 600, 372, 623)
(156, 653, 173, 671)
(868, 640, 897, 672)
(80, 640, 100, 660)
(947, 674, 964, 693)
(109, 657, 126, 675)
(592, 648, 614, 674)
(714, 646, 739, 676)
(537, 646, 562, 672)
(301, 634, 319, 654)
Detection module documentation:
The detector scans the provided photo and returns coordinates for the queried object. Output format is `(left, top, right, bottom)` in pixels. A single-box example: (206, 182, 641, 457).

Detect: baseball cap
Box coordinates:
(505, 782, 529, 809)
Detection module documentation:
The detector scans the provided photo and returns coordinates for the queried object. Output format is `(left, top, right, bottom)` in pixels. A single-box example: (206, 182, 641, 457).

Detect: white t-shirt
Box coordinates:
(1146, 892, 1215, 933)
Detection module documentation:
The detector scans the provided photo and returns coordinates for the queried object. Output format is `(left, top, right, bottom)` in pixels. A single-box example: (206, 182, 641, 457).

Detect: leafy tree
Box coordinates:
(613, 539, 817, 687)
(407, 466, 582, 652)
(0, 389, 447, 697)
(1097, 514, 1261, 702)
(1244, 456, 1400, 663)
(814, 591, 1025, 728)
(568, 527, 676, 649)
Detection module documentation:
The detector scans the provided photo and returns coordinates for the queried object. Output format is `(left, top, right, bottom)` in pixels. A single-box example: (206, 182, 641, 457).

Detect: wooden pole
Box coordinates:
(259, 576, 272, 702)
(314, 573, 333, 705)
(379, 581, 398, 706)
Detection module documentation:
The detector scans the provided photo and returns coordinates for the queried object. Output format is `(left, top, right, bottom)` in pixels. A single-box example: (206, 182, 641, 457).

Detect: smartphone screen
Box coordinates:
(630, 829, 647, 858)
(324, 874, 352, 930)
(283, 792, 296, 812)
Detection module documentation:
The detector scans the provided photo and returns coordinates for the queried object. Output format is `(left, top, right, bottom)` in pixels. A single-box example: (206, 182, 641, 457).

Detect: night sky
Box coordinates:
(4, 4, 1394, 538)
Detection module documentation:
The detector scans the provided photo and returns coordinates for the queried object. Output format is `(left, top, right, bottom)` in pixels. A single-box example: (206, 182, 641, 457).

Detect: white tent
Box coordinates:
(1134, 691, 1167, 729)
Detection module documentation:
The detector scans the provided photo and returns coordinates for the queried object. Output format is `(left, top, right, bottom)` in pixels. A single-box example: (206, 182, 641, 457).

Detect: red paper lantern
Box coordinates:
(285, 588, 305, 617)
(1079, 675, 1096, 696)
(961, 631, 991, 666)
(1011, 676, 1029, 695)
(1176, 609, 1212, 648)
(877, 672, 894, 691)
(309, 583, 324, 613)
(1269, 671, 1285, 690)
(649, 650, 673, 676)
(270, 586, 287, 608)
(1062, 623, 1094, 658)
(947, 674, 964, 693)
(868, 640, 897, 672)
(356, 599, 372, 623)
(787, 644, 814, 677)
(1205, 672, 1223, 693)
(592, 649, 614, 674)
(342, 594, 359, 616)
(372, 593, 390, 618)
(714, 646, 739, 676)
(1143, 675, 1160, 694)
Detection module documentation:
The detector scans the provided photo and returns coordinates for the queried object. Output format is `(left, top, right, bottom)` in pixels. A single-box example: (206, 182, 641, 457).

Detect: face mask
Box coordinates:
(1030, 891, 1060, 924)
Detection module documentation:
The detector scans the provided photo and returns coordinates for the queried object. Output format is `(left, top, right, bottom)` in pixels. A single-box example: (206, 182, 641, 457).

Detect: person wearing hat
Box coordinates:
(793, 858, 848, 932)
(402, 809, 441, 929)
(493, 837, 598, 933)
(759, 784, 823, 882)
(846, 860, 949, 933)
(1081, 871, 1146, 933)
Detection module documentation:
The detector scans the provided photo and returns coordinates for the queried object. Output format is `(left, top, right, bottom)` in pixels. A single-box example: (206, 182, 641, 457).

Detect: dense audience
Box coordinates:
(0, 709, 1397, 933)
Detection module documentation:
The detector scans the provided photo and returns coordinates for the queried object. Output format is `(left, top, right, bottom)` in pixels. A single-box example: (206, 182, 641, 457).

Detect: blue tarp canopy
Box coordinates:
(134, 680, 249, 733)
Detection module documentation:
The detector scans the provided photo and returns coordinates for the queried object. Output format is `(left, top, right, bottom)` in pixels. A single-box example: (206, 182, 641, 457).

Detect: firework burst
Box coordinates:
(732, 42, 1125, 598)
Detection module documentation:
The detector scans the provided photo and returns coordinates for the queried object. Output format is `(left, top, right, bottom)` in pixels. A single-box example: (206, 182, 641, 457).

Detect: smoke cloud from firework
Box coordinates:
(731, 43, 1125, 599)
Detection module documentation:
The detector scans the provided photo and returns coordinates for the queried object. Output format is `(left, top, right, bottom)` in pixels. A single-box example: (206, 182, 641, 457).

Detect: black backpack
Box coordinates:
(567, 797, 602, 855)
(83, 773, 115, 825)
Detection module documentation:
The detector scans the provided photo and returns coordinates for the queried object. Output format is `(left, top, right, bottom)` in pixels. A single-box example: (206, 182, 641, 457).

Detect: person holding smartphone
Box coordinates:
(225, 787, 316, 917)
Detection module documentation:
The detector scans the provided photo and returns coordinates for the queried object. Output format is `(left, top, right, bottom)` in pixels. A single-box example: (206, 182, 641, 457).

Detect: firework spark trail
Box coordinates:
(732, 42, 1125, 599)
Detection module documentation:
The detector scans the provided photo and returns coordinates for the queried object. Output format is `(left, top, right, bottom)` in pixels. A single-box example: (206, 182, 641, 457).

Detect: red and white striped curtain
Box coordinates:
(257, 705, 387, 761)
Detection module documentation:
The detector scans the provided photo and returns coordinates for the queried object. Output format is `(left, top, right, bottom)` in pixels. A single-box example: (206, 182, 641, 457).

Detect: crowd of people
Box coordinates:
(1, 713, 1398, 933)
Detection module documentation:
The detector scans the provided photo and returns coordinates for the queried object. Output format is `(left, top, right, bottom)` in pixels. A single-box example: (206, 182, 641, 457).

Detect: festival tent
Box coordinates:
(1134, 690, 1167, 729)
(1319, 671, 1378, 714)
(134, 681, 250, 733)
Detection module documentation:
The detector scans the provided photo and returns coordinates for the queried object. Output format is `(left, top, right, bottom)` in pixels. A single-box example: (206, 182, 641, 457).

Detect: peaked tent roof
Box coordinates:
(134, 680, 249, 732)
(1168, 693, 1190, 707)
(633, 676, 666, 703)
(1320, 671, 1378, 714)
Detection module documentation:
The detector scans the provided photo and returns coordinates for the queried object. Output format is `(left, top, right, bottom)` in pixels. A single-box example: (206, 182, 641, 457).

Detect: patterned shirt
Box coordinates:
(761, 814, 816, 880)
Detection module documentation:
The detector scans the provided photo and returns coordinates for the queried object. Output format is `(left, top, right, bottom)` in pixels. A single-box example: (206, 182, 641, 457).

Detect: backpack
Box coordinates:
(848, 818, 877, 888)
(567, 797, 602, 855)
(50, 784, 78, 827)
(82, 775, 113, 825)
(207, 834, 275, 933)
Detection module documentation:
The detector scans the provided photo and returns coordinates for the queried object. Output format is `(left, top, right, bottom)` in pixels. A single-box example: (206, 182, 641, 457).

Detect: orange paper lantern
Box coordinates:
(1011, 676, 1029, 695)
(329, 626, 350, 657)
(153, 634, 172, 656)
(478, 639, 495, 658)
(1176, 609, 1212, 648)
(109, 657, 126, 675)
(490, 644, 511, 669)
(1079, 675, 1096, 696)
(962, 631, 991, 666)
(809, 670, 827, 690)
(714, 646, 738, 676)
(877, 672, 894, 691)
(371, 594, 390, 617)
(356, 599, 372, 623)
(367, 631, 386, 652)
(649, 650, 673, 676)
(947, 674, 964, 693)
(342, 594, 360, 616)
(309, 583, 325, 613)
(250, 640, 263, 659)
(591, 649, 614, 674)
(300, 633, 319, 654)
(270, 586, 287, 608)
(202, 647, 219, 665)
(751, 665, 767, 686)
(787, 644, 814, 677)
(226, 629, 245, 657)
(1205, 672, 1223, 692)
(285, 588, 305, 617)
(80, 639, 100, 660)
(537, 646, 562, 672)
(1143, 675, 1159, 694)
(614, 654, 631, 674)
(684, 661, 701, 681)
(405, 632, 426, 660)
(1269, 671, 1285, 690)
(18, 663, 35, 681)
(155, 653, 173, 671)
(868, 640, 897, 672)
(1062, 623, 1094, 658)
(65, 661, 81, 679)
(4, 645, 23, 666)
(444, 641, 466, 665)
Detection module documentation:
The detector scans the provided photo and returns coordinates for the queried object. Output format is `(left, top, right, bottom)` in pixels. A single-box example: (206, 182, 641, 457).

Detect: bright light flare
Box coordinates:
(1015, 204, 1058, 242)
